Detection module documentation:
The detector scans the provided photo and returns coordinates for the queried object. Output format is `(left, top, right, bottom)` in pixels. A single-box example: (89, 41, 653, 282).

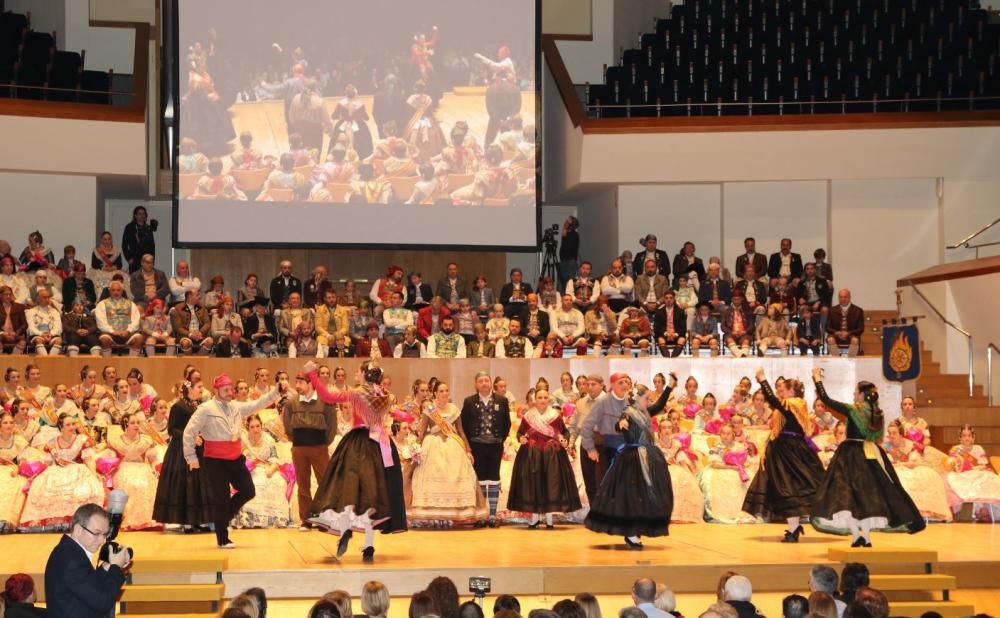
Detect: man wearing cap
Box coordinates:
(283, 372, 336, 530)
(183, 373, 288, 548)
(632, 234, 670, 277)
(461, 371, 511, 527)
(580, 372, 632, 482)
(568, 374, 607, 501)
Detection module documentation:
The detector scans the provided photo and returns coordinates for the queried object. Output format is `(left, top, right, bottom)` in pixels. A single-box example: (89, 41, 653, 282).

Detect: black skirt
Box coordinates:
(152, 441, 214, 526)
(184, 91, 236, 155)
(507, 443, 582, 514)
(585, 445, 672, 537)
(743, 434, 825, 519)
(311, 428, 407, 533)
(810, 440, 926, 535)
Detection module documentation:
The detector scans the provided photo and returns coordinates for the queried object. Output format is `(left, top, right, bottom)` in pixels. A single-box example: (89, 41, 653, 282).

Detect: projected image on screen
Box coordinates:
(175, 0, 538, 248)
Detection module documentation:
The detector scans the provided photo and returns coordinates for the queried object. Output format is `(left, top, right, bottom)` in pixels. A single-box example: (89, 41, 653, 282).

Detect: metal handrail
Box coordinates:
(947, 216, 1000, 250)
(988, 343, 999, 406)
(906, 281, 974, 397)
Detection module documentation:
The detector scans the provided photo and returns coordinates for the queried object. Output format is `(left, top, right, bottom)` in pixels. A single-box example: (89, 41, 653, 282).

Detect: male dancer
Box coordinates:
(580, 372, 632, 482)
(283, 372, 337, 530)
(460, 371, 511, 527)
(184, 373, 288, 547)
(568, 374, 606, 502)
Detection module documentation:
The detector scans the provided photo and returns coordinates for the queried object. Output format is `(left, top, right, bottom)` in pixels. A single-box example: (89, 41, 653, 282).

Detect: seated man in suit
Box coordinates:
(767, 238, 803, 287)
(44, 503, 130, 618)
(214, 325, 253, 358)
(826, 288, 864, 357)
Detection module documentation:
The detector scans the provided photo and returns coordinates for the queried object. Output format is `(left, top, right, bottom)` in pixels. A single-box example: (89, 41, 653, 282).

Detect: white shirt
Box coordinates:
(600, 274, 634, 301)
(169, 276, 202, 304)
(779, 253, 792, 277)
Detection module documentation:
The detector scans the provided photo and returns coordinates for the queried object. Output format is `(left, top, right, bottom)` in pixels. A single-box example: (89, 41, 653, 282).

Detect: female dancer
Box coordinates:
(236, 414, 292, 529)
(20, 413, 105, 531)
(944, 424, 1000, 521)
(304, 360, 406, 562)
(109, 412, 159, 530)
(152, 381, 214, 531)
(331, 85, 374, 161)
(409, 382, 486, 526)
(586, 377, 673, 548)
(810, 368, 925, 546)
(743, 368, 825, 542)
(509, 389, 581, 530)
(0, 411, 29, 532)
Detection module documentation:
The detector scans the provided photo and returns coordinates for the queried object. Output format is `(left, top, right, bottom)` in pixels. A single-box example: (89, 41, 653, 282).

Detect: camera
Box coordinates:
(469, 576, 492, 597)
(149, 218, 159, 232)
(99, 489, 133, 564)
(99, 540, 134, 564)
(542, 224, 559, 253)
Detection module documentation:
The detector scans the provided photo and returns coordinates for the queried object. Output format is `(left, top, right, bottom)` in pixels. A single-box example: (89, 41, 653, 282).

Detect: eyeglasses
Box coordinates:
(80, 523, 111, 539)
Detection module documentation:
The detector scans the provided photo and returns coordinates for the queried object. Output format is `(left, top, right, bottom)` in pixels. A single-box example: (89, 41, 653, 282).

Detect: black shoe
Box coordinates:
(624, 537, 644, 550)
(337, 529, 354, 557)
(472, 520, 487, 529)
(362, 546, 375, 562)
(545, 524, 555, 530)
(487, 519, 499, 528)
(527, 521, 540, 529)
(850, 536, 872, 548)
(781, 525, 804, 543)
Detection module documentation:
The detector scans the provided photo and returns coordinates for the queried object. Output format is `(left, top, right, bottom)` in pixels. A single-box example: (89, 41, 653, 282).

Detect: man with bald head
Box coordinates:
(169, 260, 202, 305)
(826, 289, 864, 356)
(269, 260, 302, 311)
(633, 578, 674, 618)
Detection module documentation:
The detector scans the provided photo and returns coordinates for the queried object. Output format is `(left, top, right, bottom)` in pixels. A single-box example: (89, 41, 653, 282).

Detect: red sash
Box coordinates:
(203, 439, 241, 460)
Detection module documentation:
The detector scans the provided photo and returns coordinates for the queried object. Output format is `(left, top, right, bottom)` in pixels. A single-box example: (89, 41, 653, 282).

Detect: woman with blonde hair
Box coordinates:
(573, 593, 602, 618)
(321, 590, 353, 618)
(361, 581, 390, 618)
(227, 593, 260, 618)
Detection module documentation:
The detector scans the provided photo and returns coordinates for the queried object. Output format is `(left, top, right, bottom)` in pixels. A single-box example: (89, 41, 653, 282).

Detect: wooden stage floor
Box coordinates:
(4, 522, 998, 599)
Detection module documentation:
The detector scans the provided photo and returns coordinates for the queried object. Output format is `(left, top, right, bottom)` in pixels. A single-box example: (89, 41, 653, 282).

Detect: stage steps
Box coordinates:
(827, 548, 974, 617)
(119, 557, 227, 616)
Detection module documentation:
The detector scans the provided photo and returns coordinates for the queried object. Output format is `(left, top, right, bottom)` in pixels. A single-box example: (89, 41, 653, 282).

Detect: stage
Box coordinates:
(4, 523, 997, 601)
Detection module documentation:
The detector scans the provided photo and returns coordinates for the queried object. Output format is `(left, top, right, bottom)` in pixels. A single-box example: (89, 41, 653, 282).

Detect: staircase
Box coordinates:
(827, 547, 974, 617)
(914, 345, 991, 408)
(861, 310, 897, 358)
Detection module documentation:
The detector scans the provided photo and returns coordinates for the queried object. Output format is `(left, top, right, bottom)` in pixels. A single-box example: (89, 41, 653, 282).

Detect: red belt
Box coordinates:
(203, 440, 241, 460)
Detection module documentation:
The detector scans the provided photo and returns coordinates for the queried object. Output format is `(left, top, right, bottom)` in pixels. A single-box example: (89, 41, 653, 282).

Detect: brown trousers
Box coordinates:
(292, 445, 331, 520)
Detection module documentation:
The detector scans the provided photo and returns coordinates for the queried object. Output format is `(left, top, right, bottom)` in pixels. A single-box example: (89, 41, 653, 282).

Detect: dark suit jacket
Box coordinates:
(671, 254, 706, 282)
(0, 302, 28, 337)
(632, 249, 670, 277)
(244, 314, 278, 343)
(269, 275, 303, 308)
(767, 251, 804, 280)
(416, 306, 451, 340)
(652, 305, 688, 339)
(518, 308, 551, 340)
(4, 600, 48, 617)
(355, 338, 392, 358)
(698, 278, 732, 305)
(460, 393, 511, 443)
(721, 304, 755, 338)
(405, 282, 433, 309)
(796, 314, 823, 341)
(796, 276, 833, 307)
(733, 279, 769, 307)
(434, 277, 470, 304)
(826, 304, 865, 338)
(214, 337, 253, 358)
(129, 269, 169, 305)
(499, 283, 533, 308)
(44, 535, 126, 618)
(62, 277, 97, 308)
(734, 252, 768, 280)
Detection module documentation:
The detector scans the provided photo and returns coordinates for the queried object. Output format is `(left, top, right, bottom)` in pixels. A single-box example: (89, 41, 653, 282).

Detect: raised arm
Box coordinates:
(810, 369, 851, 421)
(306, 369, 350, 405)
(231, 386, 281, 418)
(647, 375, 677, 415)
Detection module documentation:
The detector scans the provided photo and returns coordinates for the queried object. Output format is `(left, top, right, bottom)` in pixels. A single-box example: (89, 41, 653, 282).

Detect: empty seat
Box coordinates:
(79, 69, 111, 104)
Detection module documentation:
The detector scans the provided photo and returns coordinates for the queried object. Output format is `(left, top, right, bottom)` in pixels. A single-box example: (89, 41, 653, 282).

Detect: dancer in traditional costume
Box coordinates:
(236, 414, 292, 529)
(108, 412, 159, 530)
(509, 389, 581, 530)
(0, 411, 29, 532)
(883, 420, 952, 522)
(304, 360, 407, 562)
(657, 409, 705, 523)
(586, 375, 674, 548)
(461, 371, 512, 527)
(743, 369, 825, 542)
(698, 423, 758, 524)
(809, 368, 925, 546)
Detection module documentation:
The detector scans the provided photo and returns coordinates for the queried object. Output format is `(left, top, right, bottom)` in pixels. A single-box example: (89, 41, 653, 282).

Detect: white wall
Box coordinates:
(555, 0, 614, 85)
(941, 178, 1000, 262)
(63, 0, 136, 73)
(0, 115, 147, 176)
(722, 181, 828, 274)
(617, 184, 721, 262)
(0, 172, 97, 259)
(830, 179, 940, 309)
(5, 0, 66, 48)
(576, 188, 620, 270)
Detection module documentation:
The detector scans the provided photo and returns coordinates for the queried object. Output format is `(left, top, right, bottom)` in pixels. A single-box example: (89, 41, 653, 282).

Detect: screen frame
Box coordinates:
(171, 0, 542, 252)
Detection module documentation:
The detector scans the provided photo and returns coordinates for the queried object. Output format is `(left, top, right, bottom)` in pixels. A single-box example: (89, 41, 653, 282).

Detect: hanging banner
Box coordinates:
(882, 324, 921, 382)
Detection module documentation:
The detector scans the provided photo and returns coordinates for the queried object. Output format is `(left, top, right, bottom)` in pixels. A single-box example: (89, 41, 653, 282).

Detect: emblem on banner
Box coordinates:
(882, 323, 921, 382)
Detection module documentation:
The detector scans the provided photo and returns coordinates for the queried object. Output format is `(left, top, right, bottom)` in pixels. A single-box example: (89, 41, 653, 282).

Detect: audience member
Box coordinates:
(518, 294, 550, 345)
(222, 609, 251, 618)
(426, 577, 460, 618)
(227, 594, 261, 618)
(407, 272, 434, 311)
(699, 603, 738, 618)
(690, 302, 720, 356)
(320, 590, 353, 618)
(169, 260, 202, 305)
(410, 591, 439, 618)
(699, 263, 732, 312)
(813, 248, 834, 283)
(3, 573, 45, 617)
(633, 234, 670, 277)
(245, 300, 279, 356)
(807, 592, 838, 618)
(553, 599, 588, 618)
(566, 261, 600, 314)
(494, 594, 523, 616)
(304, 265, 333, 308)
(370, 266, 407, 315)
(838, 564, 870, 604)
(0, 285, 28, 354)
(25, 289, 63, 356)
(755, 303, 790, 356)
(600, 258, 634, 313)
(840, 604, 872, 618)
(309, 600, 343, 618)
(826, 289, 864, 357)
(172, 289, 215, 355)
(768, 238, 804, 285)
(722, 575, 759, 618)
(735, 238, 768, 283)
(722, 294, 753, 358)
(654, 289, 687, 357)
(243, 586, 268, 618)
(269, 261, 303, 310)
(796, 263, 833, 316)
(362, 581, 390, 618)
(653, 584, 677, 618)
(426, 316, 466, 358)
(558, 216, 581, 290)
(129, 254, 170, 307)
(62, 261, 97, 310)
(500, 268, 532, 318)
(632, 578, 672, 618)
(461, 600, 486, 618)
(573, 593, 601, 618)
(853, 588, 888, 618)
(436, 263, 470, 313)
(809, 565, 846, 618)
(672, 241, 706, 283)
(782, 594, 809, 618)
(121, 206, 156, 273)
(94, 281, 143, 357)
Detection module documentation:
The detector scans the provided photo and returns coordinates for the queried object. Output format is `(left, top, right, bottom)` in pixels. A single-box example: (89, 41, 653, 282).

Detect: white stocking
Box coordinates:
(787, 516, 800, 533)
(545, 513, 554, 526)
(529, 513, 540, 525)
(364, 524, 375, 548)
(860, 519, 872, 542)
(848, 519, 861, 541)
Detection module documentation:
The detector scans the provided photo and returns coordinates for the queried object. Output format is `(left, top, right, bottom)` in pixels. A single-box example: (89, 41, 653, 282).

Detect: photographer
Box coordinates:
(44, 503, 130, 618)
(122, 206, 157, 273)
(557, 216, 579, 291)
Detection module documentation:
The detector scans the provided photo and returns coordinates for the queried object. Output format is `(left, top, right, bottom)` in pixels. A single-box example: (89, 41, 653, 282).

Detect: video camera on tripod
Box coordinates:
(542, 223, 559, 252)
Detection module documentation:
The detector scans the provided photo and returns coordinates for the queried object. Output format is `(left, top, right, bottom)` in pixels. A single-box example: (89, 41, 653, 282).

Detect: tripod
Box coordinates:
(539, 243, 559, 282)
